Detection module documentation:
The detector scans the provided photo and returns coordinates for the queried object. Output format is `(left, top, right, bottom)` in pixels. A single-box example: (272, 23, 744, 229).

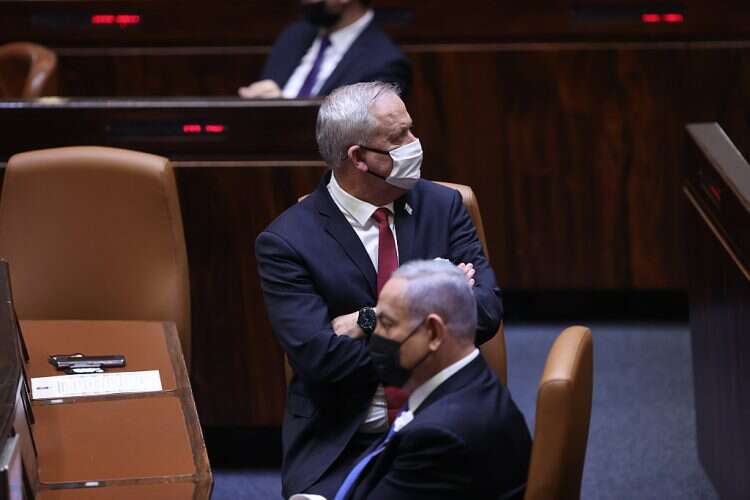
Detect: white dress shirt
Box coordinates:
(282, 10, 374, 98)
(327, 172, 399, 268)
(327, 172, 398, 433)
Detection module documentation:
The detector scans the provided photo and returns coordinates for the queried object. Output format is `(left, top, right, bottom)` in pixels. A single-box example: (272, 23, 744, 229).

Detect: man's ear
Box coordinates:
(426, 314, 446, 352)
(347, 145, 369, 173)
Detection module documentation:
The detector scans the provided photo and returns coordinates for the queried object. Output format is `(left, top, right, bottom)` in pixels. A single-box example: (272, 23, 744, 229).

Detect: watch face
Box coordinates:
(358, 307, 377, 332)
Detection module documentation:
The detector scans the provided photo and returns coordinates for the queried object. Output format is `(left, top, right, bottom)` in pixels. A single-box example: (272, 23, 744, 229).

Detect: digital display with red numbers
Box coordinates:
(574, 6, 686, 25)
(91, 14, 142, 26)
(107, 122, 228, 139)
(641, 12, 685, 24)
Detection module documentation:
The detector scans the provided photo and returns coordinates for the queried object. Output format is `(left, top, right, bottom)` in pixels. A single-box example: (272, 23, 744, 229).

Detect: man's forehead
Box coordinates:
(370, 93, 410, 125)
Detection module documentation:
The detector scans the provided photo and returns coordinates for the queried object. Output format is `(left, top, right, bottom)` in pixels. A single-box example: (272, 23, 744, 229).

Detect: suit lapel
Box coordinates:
(263, 23, 318, 88)
(319, 20, 375, 95)
(314, 172, 377, 297)
(394, 189, 417, 266)
(277, 24, 318, 88)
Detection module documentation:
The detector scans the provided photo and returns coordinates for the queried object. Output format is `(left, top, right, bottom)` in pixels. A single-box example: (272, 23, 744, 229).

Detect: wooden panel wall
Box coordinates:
(177, 165, 323, 426)
(403, 44, 747, 289)
(45, 42, 750, 290)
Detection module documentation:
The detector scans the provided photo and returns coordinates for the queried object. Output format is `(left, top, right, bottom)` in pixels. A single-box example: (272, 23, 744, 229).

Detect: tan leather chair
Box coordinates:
(435, 181, 507, 385)
(0, 147, 192, 365)
(284, 181, 508, 385)
(524, 326, 593, 500)
(0, 42, 58, 98)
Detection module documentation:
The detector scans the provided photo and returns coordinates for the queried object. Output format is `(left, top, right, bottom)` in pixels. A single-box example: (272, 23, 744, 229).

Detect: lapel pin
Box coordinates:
(404, 203, 413, 215)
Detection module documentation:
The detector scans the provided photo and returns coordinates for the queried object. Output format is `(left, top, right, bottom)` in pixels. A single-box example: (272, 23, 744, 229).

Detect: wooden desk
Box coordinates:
(684, 123, 750, 499)
(0, 97, 320, 161)
(22, 320, 212, 500)
(0, 98, 324, 427)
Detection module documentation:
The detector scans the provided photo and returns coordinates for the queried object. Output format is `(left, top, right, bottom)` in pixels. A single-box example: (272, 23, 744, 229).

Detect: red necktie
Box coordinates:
(372, 208, 408, 422)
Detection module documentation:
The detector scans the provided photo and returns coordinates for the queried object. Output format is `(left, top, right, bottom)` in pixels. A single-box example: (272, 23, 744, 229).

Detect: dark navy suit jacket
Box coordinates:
(349, 355, 532, 500)
(255, 172, 503, 496)
(261, 17, 412, 97)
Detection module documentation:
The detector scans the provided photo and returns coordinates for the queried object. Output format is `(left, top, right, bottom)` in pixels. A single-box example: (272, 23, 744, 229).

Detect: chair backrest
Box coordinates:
(434, 181, 506, 385)
(524, 326, 593, 500)
(0, 42, 58, 99)
(284, 181, 507, 386)
(0, 146, 192, 364)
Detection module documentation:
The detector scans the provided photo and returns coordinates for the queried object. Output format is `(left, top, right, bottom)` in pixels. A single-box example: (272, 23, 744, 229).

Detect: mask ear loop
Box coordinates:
(357, 144, 393, 181)
(366, 170, 388, 181)
(358, 144, 392, 155)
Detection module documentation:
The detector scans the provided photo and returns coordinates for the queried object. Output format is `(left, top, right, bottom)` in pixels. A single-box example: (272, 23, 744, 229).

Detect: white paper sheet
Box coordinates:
(31, 370, 163, 399)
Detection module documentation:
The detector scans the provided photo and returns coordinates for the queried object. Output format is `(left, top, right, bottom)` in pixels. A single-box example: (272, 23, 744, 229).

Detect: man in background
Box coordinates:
(238, 0, 411, 99)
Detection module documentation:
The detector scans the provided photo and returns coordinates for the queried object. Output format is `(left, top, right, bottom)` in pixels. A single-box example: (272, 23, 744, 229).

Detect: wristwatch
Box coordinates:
(357, 306, 377, 337)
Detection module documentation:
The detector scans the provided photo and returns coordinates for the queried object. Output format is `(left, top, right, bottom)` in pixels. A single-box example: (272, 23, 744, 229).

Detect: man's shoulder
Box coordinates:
(270, 20, 318, 55)
(412, 360, 507, 433)
(277, 20, 318, 41)
(409, 179, 463, 208)
(417, 178, 463, 196)
(357, 19, 406, 59)
(257, 191, 323, 248)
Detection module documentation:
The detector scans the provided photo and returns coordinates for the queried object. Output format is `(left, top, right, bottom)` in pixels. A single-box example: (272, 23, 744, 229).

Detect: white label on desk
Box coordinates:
(31, 370, 163, 399)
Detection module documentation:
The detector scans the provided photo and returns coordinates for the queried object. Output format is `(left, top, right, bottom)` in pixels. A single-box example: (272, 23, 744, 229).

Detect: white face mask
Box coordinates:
(360, 139, 423, 190)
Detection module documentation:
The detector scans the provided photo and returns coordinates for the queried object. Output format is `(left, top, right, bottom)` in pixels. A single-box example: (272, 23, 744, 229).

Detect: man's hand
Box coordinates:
(238, 79, 282, 99)
(331, 311, 365, 338)
(457, 262, 476, 287)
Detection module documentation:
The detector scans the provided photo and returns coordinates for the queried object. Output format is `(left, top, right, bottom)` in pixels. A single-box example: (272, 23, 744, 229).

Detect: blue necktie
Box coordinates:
(297, 35, 331, 98)
(333, 407, 408, 500)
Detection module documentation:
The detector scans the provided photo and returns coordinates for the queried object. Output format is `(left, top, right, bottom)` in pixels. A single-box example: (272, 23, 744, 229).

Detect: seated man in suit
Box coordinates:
(255, 81, 502, 498)
(238, 0, 410, 99)
(329, 259, 532, 500)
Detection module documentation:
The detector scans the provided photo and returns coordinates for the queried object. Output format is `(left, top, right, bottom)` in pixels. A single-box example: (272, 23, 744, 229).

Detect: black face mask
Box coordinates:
(302, 2, 341, 29)
(368, 319, 431, 387)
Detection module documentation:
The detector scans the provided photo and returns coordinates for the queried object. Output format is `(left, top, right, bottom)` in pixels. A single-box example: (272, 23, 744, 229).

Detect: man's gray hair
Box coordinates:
(392, 259, 477, 343)
(316, 81, 401, 167)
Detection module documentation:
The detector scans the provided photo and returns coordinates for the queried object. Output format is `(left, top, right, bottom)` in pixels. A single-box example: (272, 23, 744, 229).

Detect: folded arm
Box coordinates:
(447, 191, 503, 344)
(255, 230, 377, 389)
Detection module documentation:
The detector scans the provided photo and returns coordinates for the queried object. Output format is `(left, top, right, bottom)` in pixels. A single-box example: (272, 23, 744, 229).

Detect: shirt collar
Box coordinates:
(408, 348, 480, 414)
(327, 9, 374, 53)
(327, 171, 394, 226)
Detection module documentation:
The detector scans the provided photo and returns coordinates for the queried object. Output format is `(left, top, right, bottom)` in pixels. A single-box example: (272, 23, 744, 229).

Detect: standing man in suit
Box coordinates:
(238, 0, 411, 99)
(331, 259, 531, 500)
(255, 81, 502, 498)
